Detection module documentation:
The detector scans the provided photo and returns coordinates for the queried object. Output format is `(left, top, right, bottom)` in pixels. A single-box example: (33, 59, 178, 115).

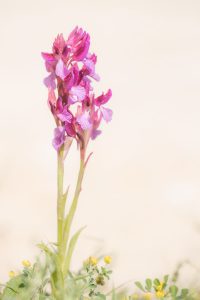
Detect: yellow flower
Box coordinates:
(9, 271, 16, 278)
(156, 290, 165, 298)
(143, 293, 152, 300)
(88, 256, 98, 266)
(156, 282, 164, 291)
(104, 255, 112, 264)
(22, 260, 31, 268)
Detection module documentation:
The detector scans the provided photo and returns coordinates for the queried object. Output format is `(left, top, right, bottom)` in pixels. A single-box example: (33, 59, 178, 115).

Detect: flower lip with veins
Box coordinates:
(77, 111, 92, 130)
(68, 86, 86, 104)
(55, 59, 69, 80)
(44, 73, 56, 89)
(57, 107, 73, 123)
(100, 106, 113, 122)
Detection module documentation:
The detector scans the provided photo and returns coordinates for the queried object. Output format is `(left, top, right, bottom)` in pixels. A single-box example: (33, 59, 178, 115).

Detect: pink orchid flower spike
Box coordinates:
(42, 26, 113, 152)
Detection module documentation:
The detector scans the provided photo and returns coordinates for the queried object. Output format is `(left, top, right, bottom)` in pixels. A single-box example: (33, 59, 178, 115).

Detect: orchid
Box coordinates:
(40, 26, 112, 298)
(42, 26, 112, 153)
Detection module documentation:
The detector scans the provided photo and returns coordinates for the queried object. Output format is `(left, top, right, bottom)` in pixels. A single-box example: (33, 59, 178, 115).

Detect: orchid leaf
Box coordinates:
(63, 226, 86, 276)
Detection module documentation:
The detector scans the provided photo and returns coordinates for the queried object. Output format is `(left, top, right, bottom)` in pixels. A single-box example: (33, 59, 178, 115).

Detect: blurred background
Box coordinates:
(0, 0, 200, 289)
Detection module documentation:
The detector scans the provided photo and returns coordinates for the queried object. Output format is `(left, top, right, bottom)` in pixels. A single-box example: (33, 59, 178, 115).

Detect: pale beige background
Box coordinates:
(0, 0, 200, 289)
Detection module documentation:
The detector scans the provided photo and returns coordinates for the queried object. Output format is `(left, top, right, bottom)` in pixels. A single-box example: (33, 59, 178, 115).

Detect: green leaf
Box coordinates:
(170, 285, 178, 297)
(1, 275, 23, 298)
(153, 278, 160, 286)
(63, 226, 86, 276)
(135, 281, 145, 292)
(145, 278, 152, 291)
(62, 160, 85, 250)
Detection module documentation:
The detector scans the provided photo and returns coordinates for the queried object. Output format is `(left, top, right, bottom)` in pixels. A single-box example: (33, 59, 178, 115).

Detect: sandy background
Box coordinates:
(0, 0, 200, 289)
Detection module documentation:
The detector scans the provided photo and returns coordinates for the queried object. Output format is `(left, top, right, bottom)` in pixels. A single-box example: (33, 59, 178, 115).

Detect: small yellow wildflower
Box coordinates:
(156, 290, 165, 298)
(22, 260, 31, 268)
(88, 256, 98, 266)
(9, 271, 16, 278)
(104, 255, 112, 264)
(143, 293, 152, 300)
(156, 282, 164, 291)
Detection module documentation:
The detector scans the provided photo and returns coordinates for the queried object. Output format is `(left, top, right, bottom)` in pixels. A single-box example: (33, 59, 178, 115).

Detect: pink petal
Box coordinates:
(77, 112, 91, 130)
(56, 97, 63, 112)
(91, 129, 102, 140)
(74, 35, 90, 61)
(84, 59, 95, 74)
(52, 126, 65, 151)
(100, 107, 113, 122)
(69, 86, 86, 103)
(86, 53, 97, 64)
(45, 60, 56, 73)
(57, 108, 72, 123)
(48, 88, 56, 107)
(55, 59, 68, 80)
(67, 27, 90, 61)
(53, 34, 66, 55)
(67, 26, 79, 45)
(43, 73, 56, 89)
(94, 89, 112, 106)
(65, 122, 76, 137)
(41, 52, 55, 61)
(41, 53, 56, 72)
(84, 59, 100, 81)
(90, 72, 100, 81)
(64, 71, 74, 91)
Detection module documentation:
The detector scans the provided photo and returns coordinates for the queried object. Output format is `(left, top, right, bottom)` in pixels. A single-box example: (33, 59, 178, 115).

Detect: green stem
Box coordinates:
(62, 156, 85, 275)
(57, 148, 65, 263)
(56, 143, 87, 281)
